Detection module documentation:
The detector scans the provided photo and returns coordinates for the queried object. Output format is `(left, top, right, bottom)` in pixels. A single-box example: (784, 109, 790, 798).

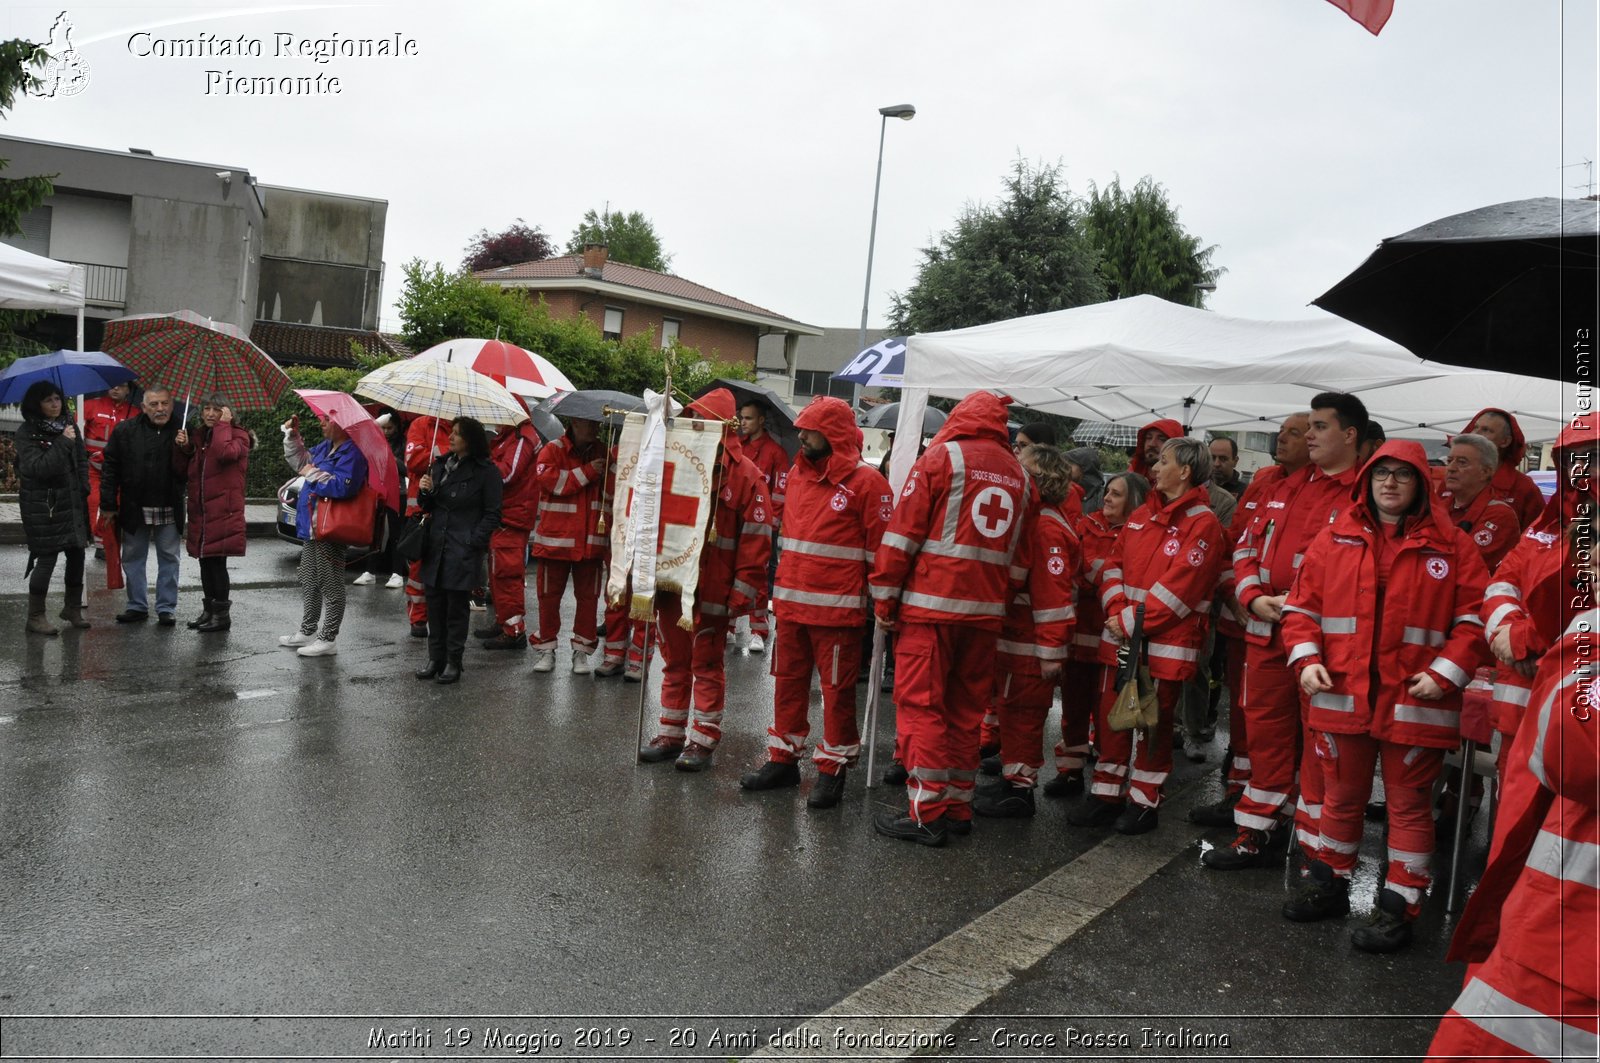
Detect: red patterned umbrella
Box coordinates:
(295, 389, 401, 511)
(411, 338, 575, 399)
(102, 310, 292, 410)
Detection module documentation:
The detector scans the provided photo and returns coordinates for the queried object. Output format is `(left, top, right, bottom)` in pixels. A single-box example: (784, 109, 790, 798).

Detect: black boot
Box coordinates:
(740, 760, 800, 791)
(807, 770, 847, 809)
(1066, 798, 1124, 828)
(1041, 772, 1084, 798)
(1282, 860, 1351, 922)
(58, 586, 91, 629)
(197, 600, 231, 632)
(26, 592, 59, 636)
(1189, 789, 1243, 827)
(1351, 888, 1415, 952)
(974, 784, 1036, 818)
(436, 655, 463, 684)
(415, 659, 445, 680)
(187, 597, 214, 630)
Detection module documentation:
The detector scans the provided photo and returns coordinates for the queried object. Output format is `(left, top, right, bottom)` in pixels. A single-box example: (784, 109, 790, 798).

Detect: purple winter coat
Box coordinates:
(174, 421, 253, 558)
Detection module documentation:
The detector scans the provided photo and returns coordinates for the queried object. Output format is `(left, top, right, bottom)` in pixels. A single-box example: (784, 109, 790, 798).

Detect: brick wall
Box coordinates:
(528, 290, 757, 367)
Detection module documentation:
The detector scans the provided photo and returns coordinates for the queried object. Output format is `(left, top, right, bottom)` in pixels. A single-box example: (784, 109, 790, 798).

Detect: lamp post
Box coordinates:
(854, 103, 916, 410)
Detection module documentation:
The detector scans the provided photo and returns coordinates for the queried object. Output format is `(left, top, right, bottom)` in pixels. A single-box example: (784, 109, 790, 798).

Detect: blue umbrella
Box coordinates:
(832, 336, 906, 387)
(0, 350, 137, 405)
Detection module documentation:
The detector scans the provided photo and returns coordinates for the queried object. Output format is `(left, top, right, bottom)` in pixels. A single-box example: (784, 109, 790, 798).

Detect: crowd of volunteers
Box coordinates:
(16, 378, 1594, 1054)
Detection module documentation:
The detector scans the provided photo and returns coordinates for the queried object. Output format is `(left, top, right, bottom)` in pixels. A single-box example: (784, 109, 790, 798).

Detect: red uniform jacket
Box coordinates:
(83, 395, 137, 473)
(404, 417, 452, 509)
(1463, 406, 1546, 529)
(740, 430, 789, 526)
(1215, 463, 1290, 640)
(1102, 483, 1227, 682)
(1282, 441, 1489, 750)
(773, 397, 890, 628)
(1442, 486, 1520, 573)
(1129, 418, 1184, 480)
(998, 502, 1079, 672)
(1073, 511, 1120, 663)
(532, 435, 607, 561)
(490, 422, 542, 532)
(871, 391, 1034, 632)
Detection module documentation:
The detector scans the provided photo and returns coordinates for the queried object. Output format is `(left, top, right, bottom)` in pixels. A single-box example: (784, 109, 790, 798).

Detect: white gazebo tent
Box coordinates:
(0, 239, 88, 349)
(888, 295, 1575, 492)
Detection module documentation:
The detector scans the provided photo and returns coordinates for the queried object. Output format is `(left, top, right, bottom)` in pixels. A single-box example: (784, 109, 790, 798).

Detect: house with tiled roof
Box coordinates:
(250, 321, 411, 370)
(477, 245, 821, 382)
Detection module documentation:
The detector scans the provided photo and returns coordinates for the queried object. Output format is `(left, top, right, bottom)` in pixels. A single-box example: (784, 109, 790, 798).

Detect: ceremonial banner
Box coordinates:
(608, 394, 720, 623)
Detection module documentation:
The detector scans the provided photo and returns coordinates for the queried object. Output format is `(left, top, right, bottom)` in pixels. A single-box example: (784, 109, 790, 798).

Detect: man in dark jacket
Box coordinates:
(99, 385, 185, 624)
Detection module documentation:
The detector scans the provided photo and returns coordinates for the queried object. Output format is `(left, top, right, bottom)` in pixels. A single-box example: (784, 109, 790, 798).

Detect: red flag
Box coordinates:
(1324, 0, 1393, 35)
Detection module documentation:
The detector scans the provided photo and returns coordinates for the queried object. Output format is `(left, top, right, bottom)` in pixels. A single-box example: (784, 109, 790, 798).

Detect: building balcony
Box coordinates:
(65, 261, 127, 308)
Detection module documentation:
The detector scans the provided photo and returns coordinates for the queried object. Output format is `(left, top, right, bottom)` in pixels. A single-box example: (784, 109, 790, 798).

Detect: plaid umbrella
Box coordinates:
(1072, 420, 1141, 447)
(354, 359, 529, 426)
(101, 310, 292, 410)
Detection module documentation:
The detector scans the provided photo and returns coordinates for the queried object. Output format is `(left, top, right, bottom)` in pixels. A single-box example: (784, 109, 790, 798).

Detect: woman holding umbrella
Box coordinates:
(15, 381, 91, 635)
(173, 393, 254, 632)
(279, 411, 369, 658)
(414, 417, 502, 684)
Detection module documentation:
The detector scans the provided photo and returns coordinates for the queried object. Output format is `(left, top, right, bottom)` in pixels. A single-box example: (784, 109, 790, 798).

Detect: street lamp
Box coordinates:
(854, 103, 916, 410)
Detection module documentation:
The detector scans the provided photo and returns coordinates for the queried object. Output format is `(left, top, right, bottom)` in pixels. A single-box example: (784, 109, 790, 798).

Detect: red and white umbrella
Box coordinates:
(410, 338, 575, 399)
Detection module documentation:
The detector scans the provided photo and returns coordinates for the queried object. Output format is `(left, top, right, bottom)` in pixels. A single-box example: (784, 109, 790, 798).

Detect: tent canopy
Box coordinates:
(889, 295, 1574, 491)
(0, 240, 85, 311)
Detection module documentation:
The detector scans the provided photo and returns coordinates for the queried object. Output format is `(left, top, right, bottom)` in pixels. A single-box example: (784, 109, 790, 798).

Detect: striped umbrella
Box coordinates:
(411, 338, 575, 399)
(354, 359, 529, 426)
(101, 310, 291, 410)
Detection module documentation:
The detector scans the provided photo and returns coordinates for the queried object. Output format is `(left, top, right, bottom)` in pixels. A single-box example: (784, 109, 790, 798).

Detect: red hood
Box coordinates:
(1462, 407, 1528, 466)
(1131, 418, 1184, 477)
(1350, 439, 1449, 537)
(688, 388, 736, 422)
(1529, 416, 1600, 530)
(793, 396, 862, 483)
(927, 391, 1013, 450)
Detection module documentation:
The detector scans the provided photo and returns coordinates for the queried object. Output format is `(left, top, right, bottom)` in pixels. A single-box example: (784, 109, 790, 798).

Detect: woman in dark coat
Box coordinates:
(415, 416, 502, 684)
(16, 380, 91, 634)
(173, 392, 254, 632)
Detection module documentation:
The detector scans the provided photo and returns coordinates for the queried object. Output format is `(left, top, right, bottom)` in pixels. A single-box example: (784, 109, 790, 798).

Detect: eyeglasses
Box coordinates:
(1370, 466, 1418, 483)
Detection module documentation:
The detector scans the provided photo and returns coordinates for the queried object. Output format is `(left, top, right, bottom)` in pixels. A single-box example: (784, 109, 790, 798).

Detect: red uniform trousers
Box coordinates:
(531, 558, 603, 652)
(1232, 637, 1304, 834)
(655, 593, 731, 749)
(1223, 636, 1250, 797)
(602, 599, 650, 670)
(996, 668, 1055, 788)
(894, 621, 996, 825)
(1426, 957, 1599, 1062)
(405, 559, 428, 625)
(87, 465, 107, 544)
(980, 701, 1001, 752)
(1315, 730, 1444, 916)
(767, 622, 861, 775)
(1053, 658, 1100, 776)
(488, 528, 531, 637)
(1088, 672, 1182, 809)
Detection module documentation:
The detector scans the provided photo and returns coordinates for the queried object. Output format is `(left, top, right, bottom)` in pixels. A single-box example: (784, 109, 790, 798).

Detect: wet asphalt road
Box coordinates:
(1, 540, 1480, 1060)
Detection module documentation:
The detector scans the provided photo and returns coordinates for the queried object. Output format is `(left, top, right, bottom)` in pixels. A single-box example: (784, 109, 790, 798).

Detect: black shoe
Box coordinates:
(415, 660, 444, 680)
(946, 817, 972, 836)
(1351, 889, 1414, 953)
(1189, 791, 1243, 828)
(157, 613, 177, 627)
(1282, 861, 1351, 922)
(675, 743, 714, 772)
(1114, 803, 1159, 835)
(115, 609, 149, 624)
(740, 760, 800, 791)
(1041, 772, 1084, 798)
(873, 810, 947, 847)
(196, 601, 231, 633)
(1365, 800, 1388, 821)
(882, 760, 909, 786)
(1202, 827, 1279, 870)
(94, 546, 106, 561)
(978, 741, 1000, 760)
(481, 633, 527, 651)
(975, 775, 1010, 797)
(187, 598, 213, 629)
(638, 738, 685, 764)
(974, 784, 1036, 819)
(979, 755, 1002, 776)
(807, 770, 847, 809)
(435, 659, 462, 685)
(1067, 798, 1124, 828)
(474, 621, 501, 640)
(409, 623, 428, 638)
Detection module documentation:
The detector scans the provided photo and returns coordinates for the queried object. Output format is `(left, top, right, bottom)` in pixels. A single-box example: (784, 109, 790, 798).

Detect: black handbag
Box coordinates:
(394, 513, 429, 565)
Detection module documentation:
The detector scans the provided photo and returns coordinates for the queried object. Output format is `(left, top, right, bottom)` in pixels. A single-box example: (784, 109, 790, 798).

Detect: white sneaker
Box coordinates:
(384, 573, 405, 589)
(278, 631, 314, 648)
(531, 649, 556, 673)
(571, 650, 594, 675)
(352, 571, 376, 586)
(297, 638, 338, 657)
(747, 634, 766, 654)
(469, 598, 486, 612)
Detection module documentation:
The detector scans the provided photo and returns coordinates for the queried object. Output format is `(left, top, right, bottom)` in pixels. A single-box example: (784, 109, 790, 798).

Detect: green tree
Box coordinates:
(888, 159, 1106, 334)
(564, 208, 672, 273)
(1084, 176, 1223, 307)
(0, 38, 58, 370)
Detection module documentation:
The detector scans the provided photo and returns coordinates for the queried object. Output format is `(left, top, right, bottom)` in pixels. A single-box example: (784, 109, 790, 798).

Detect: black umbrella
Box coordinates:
(537, 388, 645, 427)
(1314, 197, 1599, 381)
(693, 378, 798, 456)
(861, 402, 947, 435)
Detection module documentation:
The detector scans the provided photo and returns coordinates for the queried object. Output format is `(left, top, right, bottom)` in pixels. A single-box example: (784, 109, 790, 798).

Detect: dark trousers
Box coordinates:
(29, 548, 85, 595)
(198, 556, 230, 601)
(425, 587, 471, 664)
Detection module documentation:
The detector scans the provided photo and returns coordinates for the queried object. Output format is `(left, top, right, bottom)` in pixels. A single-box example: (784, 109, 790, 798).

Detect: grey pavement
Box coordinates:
(0, 537, 1483, 1061)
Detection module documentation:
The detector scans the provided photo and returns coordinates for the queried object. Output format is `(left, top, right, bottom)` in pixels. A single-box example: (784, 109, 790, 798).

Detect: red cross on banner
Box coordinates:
(625, 462, 706, 548)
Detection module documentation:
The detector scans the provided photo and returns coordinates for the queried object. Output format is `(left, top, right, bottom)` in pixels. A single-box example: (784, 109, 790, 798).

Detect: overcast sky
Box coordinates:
(5, 0, 1596, 336)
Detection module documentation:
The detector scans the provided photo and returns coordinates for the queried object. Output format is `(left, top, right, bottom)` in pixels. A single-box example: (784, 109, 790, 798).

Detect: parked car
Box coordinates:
(276, 474, 309, 544)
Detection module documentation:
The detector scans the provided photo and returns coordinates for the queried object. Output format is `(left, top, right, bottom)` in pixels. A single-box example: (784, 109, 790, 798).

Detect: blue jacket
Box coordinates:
(294, 439, 369, 540)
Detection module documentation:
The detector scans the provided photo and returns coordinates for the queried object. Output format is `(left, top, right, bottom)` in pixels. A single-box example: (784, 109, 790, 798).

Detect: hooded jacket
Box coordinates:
(490, 421, 543, 533)
(1063, 446, 1105, 516)
(871, 391, 1034, 631)
(773, 396, 891, 627)
(678, 388, 773, 620)
(16, 416, 90, 554)
(404, 416, 452, 511)
(1281, 440, 1490, 749)
(1462, 407, 1545, 528)
(82, 393, 137, 474)
(1073, 510, 1121, 663)
(1443, 482, 1520, 573)
(740, 428, 789, 526)
(532, 430, 607, 560)
(174, 420, 253, 558)
(1130, 418, 1184, 480)
(998, 501, 1078, 670)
